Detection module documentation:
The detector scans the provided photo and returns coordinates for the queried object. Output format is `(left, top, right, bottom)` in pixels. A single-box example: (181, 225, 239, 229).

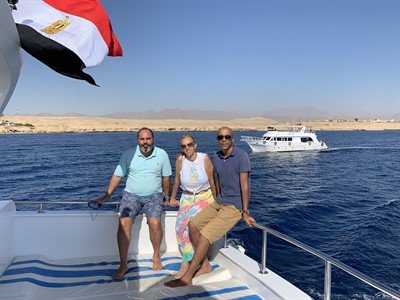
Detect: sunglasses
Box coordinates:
(217, 135, 232, 141)
(180, 142, 195, 149)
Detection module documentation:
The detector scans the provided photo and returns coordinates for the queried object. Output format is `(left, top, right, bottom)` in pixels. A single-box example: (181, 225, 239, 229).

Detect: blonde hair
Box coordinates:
(180, 134, 196, 145)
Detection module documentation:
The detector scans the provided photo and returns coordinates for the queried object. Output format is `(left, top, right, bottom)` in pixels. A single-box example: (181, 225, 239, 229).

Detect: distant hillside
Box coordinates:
(103, 108, 258, 120)
(103, 107, 371, 122)
(27, 112, 90, 117)
(260, 107, 333, 122)
(13, 107, 398, 122)
(389, 113, 400, 120)
(103, 107, 335, 121)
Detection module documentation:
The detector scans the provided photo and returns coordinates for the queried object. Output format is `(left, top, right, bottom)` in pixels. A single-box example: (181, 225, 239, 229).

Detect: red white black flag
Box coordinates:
(12, 0, 123, 86)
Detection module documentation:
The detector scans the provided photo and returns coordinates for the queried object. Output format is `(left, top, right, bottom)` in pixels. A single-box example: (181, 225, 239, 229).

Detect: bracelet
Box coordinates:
(242, 210, 249, 215)
(163, 195, 170, 201)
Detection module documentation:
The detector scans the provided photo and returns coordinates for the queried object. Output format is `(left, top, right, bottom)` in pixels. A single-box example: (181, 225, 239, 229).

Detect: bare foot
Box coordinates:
(165, 277, 192, 287)
(174, 262, 189, 278)
(112, 264, 128, 280)
(194, 260, 212, 277)
(153, 255, 162, 271)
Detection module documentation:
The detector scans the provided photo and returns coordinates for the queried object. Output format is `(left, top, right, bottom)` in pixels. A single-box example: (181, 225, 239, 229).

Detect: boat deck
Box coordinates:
(0, 252, 262, 300)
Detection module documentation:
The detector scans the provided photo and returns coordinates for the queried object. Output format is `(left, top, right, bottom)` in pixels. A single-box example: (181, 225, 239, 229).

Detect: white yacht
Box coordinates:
(241, 126, 328, 153)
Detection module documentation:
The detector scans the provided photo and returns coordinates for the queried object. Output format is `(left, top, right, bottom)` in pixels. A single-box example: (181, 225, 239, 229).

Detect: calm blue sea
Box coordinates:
(1, 130, 399, 299)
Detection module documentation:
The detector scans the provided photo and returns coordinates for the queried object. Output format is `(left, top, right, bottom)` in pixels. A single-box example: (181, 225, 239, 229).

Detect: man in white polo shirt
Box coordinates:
(96, 127, 172, 280)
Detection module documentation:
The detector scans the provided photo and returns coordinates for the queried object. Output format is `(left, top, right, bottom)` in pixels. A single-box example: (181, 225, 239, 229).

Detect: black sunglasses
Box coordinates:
(217, 135, 232, 141)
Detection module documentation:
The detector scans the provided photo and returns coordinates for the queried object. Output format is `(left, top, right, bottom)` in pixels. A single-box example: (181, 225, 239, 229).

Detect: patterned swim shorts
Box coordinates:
(119, 191, 164, 219)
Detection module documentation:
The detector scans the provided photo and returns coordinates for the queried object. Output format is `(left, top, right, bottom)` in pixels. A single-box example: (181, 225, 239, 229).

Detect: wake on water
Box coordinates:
(246, 146, 400, 157)
(326, 146, 400, 151)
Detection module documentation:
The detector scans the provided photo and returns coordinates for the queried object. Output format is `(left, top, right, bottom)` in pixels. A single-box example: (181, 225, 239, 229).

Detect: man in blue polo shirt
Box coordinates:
(166, 126, 255, 287)
(96, 127, 172, 280)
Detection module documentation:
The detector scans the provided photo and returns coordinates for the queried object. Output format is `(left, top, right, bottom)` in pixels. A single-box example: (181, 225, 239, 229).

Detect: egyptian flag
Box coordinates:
(12, 0, 123, 86)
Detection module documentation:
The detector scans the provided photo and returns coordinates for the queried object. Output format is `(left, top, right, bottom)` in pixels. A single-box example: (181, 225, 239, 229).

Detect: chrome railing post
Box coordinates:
(115, 203, 120, 212)
(38, 203, 44, 213)
(223, 233, 228, 248)
(324, 260, 332, 300)
(260, 227, 268, 274)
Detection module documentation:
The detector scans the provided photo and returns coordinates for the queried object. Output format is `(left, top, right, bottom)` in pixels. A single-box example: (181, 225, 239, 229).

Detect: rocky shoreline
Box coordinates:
(0, 116, 399, 134)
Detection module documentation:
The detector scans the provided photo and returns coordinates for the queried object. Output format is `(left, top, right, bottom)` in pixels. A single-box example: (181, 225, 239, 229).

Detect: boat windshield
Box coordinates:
(301, 137, 314, 142)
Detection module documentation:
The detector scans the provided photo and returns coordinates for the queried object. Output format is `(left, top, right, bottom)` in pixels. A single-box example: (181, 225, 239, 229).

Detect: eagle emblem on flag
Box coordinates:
(41, 16, 70, 34)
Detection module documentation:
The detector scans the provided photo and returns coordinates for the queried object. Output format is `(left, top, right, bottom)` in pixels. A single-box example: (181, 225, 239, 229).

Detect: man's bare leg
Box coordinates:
(174, 261, 189, 278)
(165, 233, 210, 287)
(112, 217, 133, 280)
(189, 221, 201, 245)
(188, 221, 212, 277)
(148, 218, 163, 270)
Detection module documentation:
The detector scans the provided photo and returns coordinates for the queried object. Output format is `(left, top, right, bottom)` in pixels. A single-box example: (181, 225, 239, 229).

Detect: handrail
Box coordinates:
(13, 201, 121, 213)
(246, 222, 400, 300)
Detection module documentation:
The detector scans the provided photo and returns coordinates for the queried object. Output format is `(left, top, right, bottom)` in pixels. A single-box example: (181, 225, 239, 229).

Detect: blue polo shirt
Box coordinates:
(213, 146, 251, 210)
(114, 146, 172, 196)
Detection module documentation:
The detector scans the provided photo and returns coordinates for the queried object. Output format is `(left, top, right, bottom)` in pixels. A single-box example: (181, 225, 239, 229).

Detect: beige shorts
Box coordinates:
(191, 201, 242, 244)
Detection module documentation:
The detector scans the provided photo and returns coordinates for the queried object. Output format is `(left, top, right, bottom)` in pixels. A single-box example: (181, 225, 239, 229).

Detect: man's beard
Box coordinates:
(140, 145, 154, 155)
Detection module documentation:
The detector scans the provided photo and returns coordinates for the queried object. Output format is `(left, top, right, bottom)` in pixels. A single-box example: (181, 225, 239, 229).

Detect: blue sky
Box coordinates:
(4, 0, 399, 116)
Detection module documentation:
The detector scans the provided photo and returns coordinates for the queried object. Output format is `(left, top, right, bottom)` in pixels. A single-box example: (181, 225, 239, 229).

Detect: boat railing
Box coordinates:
(240, 136, 262, 141)
(224, 222, 400, 300)
(265, 125, 308, 132)
(13, 201, 121, 213)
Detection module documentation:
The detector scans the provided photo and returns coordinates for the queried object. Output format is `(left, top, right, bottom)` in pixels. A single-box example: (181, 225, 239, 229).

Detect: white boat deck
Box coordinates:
(3, 201, 397, 299)
(0, 252, 261, 300)
(0, 201, 313, 300)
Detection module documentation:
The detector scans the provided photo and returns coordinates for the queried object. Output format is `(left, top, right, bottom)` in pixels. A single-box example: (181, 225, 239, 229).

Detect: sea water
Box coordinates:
(1, 130, 399, 299)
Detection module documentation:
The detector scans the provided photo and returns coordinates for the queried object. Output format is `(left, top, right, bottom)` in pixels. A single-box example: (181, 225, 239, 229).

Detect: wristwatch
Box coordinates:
(242, 209, 250, 216)
(163, 195, 170, 202)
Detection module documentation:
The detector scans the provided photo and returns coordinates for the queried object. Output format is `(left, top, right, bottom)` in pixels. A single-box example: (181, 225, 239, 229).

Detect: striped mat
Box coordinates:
(0, 253, 262, 299)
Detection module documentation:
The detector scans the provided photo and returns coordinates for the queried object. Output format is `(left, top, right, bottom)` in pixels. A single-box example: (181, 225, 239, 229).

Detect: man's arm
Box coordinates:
(204, 154, 217, 200)
(169, 156, 183, 207)
(162, 175, 171, 207)
(240, 172, 255, 227)
(214, 166, 221, 197)
(96, 174, 122, 206)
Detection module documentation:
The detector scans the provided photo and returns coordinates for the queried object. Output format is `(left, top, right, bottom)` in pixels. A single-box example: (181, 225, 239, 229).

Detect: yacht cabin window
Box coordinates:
(301, 137, 314, 143)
